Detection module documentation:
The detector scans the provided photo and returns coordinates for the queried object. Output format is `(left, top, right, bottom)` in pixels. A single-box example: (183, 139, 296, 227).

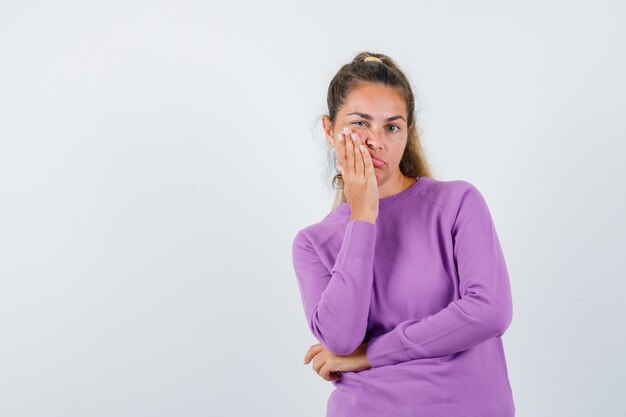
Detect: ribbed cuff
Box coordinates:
(365, 330, 412, 368)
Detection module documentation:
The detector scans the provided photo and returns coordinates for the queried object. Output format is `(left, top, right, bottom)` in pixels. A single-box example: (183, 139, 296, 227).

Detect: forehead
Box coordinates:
(342, 83, 406, 117)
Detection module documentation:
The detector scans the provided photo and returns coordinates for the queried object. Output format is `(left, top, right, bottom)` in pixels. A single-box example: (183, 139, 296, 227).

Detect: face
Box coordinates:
(323, 82, 409, 183)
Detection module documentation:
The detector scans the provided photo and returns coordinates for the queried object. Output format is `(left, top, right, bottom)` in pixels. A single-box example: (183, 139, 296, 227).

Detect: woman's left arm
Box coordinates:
(365, 184, 514, 368)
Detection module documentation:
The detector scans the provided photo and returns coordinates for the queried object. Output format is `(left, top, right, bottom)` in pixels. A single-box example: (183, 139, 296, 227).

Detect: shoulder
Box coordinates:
(292, 208, 348, 254)
(418, 177, 490, 225)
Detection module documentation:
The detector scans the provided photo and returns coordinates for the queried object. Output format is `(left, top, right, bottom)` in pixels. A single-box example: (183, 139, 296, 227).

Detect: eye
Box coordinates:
(351, 121, 400, 132)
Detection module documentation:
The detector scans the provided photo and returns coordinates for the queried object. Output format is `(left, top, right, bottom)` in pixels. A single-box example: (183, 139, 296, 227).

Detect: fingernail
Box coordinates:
(351, 133, 357, 141)
(343, 127, 349, 134)
(360, 144, 366, 152)
(338, 133, 343, 141)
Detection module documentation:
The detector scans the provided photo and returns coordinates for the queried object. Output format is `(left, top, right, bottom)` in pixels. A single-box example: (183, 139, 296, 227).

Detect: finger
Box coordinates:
(359, 140, 375, 179)
(352, 133, 365, 177)
(312, 355, 325, 375)
(329, 371, 341, 381)
(305, 345, 323, 365)
(345, 129, 355, 175)
(335, 131, 346, 172)
(304, 344, 324, 364)
(319, 362, 334, 381)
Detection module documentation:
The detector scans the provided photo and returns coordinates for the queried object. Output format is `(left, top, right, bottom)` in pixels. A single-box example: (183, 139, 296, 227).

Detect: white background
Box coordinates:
(1, 1, 624, 416)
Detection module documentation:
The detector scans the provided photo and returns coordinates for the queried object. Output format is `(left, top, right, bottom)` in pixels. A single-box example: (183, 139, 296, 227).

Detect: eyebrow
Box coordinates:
(346, 112, 406, 122)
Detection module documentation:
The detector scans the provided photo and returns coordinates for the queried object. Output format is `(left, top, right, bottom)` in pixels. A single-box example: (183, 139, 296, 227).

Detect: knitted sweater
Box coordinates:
(292, 176, 515, 417)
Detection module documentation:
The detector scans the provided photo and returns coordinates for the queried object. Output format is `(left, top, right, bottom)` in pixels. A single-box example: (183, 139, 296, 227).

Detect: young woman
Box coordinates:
(291, 52, 515, 417)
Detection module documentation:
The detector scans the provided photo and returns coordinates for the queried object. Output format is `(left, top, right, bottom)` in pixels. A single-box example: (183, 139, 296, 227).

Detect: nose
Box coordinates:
(363, 128, 383, 149)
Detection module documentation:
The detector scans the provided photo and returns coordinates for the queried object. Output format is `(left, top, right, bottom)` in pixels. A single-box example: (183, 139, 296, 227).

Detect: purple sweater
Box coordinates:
(292, 176, 515, 417)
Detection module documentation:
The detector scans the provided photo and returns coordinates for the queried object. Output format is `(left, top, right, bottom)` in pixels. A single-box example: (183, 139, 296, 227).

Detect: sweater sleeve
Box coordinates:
(292, 220, 377, 356)
(365, 185, 513, 368)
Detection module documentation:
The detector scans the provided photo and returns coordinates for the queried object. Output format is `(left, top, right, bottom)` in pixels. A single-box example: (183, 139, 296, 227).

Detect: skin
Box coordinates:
(322, 82, 417, 207)
(304, 82, 417, 382)
(303, 342, 370, 382)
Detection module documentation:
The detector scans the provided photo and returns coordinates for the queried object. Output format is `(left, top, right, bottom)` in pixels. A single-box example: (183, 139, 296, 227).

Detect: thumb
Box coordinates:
(361, 148, 376, 179)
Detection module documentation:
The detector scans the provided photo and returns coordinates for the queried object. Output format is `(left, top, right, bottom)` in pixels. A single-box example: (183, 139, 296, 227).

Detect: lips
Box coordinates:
(369, 154, 385, 168)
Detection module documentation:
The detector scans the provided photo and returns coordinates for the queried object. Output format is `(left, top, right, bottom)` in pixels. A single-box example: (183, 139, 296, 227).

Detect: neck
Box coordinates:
(377, 172, 417, 199)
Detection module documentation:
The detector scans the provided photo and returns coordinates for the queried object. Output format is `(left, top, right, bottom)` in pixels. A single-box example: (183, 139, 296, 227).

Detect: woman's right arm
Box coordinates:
(292, 219, 377, 356)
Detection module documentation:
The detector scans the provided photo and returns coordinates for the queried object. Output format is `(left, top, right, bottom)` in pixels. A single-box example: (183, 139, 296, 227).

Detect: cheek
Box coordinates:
(392, 143, 407, 160)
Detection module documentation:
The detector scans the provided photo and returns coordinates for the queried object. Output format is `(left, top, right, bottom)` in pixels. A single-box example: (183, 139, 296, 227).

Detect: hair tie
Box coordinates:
(363, 56, 383, 64)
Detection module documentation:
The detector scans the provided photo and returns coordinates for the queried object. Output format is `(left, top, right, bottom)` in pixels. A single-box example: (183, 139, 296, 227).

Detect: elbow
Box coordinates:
(309, 314, 366, 355)
(321, 340, 362, 356)
(496, 289, 513, 335)
(483, 300, 513, 337)
(322, 338, 364, 356)
(463, 285, 513, 337)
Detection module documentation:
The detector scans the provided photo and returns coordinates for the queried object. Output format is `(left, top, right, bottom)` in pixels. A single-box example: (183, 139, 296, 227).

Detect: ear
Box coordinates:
(322, 115, 335, 148)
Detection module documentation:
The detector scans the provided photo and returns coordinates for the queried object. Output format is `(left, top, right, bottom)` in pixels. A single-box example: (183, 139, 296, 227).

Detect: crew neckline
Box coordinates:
(336, 176, 428, 214)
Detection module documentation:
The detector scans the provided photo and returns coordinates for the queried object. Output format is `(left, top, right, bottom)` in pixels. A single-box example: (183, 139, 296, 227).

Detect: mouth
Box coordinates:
(369, 154, 385, 168)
